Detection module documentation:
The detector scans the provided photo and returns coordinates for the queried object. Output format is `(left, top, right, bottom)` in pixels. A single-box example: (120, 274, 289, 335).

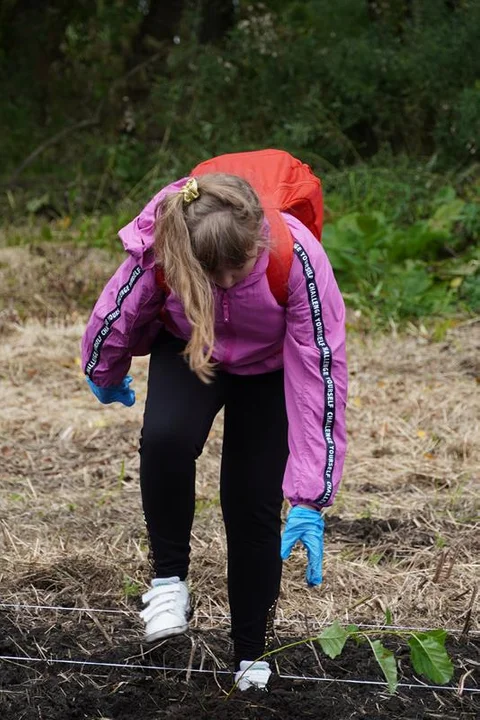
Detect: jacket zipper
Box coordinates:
(220, 290, 234, 365)
(222, 294, 230, 323)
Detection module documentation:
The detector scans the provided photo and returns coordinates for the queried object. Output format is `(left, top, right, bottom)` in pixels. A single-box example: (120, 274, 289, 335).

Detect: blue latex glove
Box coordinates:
(86, 375, 136, 407)
(280, 506, 324, 586)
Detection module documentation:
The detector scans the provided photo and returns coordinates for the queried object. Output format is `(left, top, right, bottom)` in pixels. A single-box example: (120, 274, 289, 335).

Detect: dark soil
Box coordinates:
(0, 611, 478, 720)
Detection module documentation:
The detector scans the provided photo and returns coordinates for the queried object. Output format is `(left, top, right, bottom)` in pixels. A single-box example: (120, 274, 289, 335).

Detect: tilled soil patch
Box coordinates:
(0, 611, 478, 720)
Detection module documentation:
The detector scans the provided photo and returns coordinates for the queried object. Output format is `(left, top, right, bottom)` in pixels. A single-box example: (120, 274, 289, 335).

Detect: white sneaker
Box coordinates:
(139, 576, 190, 642)
(235, 660, 272, 691)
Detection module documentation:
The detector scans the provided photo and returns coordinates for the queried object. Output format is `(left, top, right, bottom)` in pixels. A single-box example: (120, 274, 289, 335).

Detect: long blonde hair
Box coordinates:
(154, 173, 265, 383)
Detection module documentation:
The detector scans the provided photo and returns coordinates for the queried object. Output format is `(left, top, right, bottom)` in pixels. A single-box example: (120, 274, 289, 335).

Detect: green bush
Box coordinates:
(1, 0, 480, 206)
(323, 187, 480, 323)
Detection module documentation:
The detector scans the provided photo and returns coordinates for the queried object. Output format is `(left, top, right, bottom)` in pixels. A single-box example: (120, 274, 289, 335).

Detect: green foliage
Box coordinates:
(122, 575, 143, 599)
(1, 1, 479, 326)
(1, 0, 480, 205)
(76, 212, 134, 251)
(408, 630, 454, 686)
(146, 0, 480, 169)
(368, 638, 398, 694)
(317, 620, 348, 658)
(231, 623, 456, 697)
(323, 186, 479, 324)
(329, 626, 454, 693)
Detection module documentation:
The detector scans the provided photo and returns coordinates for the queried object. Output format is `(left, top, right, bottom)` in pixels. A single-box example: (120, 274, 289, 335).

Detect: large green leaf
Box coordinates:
(429, 199, 465, 231)
(370, 639, 398, 694)
(337, 214, 364, 235)
(407, 631, 454, 685)
(356, 213, 384, 236)
(317, 621, 348, 659)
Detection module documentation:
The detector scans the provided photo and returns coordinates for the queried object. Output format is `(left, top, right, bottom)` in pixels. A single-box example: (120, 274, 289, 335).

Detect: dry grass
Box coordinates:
(0, 247, 478, 643)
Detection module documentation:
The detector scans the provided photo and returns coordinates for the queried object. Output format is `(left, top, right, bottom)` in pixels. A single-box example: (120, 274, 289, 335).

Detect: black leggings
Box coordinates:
(139, 331, 289, 665)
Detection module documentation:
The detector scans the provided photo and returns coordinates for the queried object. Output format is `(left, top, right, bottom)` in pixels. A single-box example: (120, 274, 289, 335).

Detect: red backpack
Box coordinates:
(157, 149, 323, 306)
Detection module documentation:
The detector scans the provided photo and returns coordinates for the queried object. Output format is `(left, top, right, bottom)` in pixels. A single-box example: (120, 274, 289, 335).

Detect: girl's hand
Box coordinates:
(86, 375, 136, 407)
(280, 505, 324, 586)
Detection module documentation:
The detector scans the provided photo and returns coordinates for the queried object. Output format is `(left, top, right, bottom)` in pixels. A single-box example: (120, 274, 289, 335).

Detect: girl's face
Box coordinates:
(210, 252, 258, 290)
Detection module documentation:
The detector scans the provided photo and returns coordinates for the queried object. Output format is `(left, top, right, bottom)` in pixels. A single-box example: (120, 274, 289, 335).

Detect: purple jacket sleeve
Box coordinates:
(81, 258, 163, 387)
(282, 214, 348, 508)
(81, 178, 188, 387)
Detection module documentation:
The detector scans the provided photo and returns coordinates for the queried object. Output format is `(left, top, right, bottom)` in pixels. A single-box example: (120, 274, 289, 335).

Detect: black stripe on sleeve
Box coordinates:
(293, 242, 336, 505)
(85, 265, 144, 378)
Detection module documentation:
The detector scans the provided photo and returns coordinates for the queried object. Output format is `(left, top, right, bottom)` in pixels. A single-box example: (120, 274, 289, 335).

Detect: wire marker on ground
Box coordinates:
(0, 654, 479, 694)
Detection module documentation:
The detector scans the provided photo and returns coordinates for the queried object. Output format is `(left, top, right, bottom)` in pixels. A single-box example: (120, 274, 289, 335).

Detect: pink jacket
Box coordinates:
(82, 179, 348, 507)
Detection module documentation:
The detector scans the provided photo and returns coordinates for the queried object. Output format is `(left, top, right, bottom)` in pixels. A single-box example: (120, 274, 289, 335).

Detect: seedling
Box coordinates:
(123, 575, 142, 598)
(228, 620, 454, 696)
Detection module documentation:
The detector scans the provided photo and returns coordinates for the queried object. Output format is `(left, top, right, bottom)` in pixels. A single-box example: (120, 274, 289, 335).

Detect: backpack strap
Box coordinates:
(264, 208, 293, 306)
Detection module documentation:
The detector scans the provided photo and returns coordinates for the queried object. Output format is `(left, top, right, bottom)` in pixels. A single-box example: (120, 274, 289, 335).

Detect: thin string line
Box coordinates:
(1, 654, 478, 693)
(277, 673, 480, 692)
(0, 655, 229, 675)
(0, 603, 129, 615)
(1, 603, 477, 636)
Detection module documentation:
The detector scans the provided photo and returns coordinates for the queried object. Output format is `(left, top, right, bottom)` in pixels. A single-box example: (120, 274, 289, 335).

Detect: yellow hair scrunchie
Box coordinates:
(181, 178, 200, 204)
